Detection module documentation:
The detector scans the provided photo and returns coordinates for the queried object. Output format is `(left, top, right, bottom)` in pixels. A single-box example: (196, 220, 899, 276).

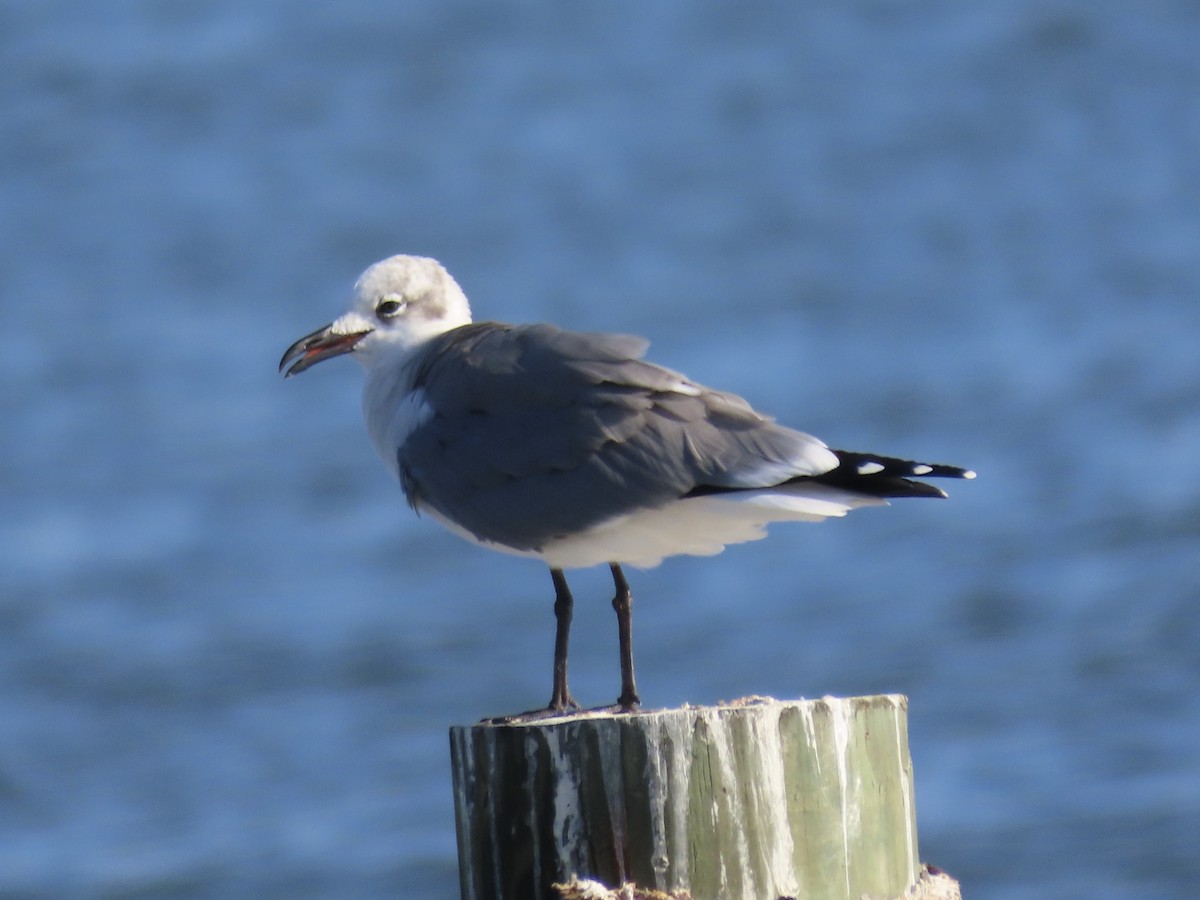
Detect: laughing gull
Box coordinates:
(280, 255, 975, 716)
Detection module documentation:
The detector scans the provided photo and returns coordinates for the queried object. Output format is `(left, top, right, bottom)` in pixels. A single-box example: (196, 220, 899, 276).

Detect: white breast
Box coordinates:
(362, 373, 435, 482)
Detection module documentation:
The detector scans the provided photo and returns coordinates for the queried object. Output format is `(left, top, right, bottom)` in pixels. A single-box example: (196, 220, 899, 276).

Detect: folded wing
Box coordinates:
(399, 323, 837, 552)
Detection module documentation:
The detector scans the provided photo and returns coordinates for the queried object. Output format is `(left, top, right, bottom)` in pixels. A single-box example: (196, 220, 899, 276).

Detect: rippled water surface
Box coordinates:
(3, 2, 1198, 897)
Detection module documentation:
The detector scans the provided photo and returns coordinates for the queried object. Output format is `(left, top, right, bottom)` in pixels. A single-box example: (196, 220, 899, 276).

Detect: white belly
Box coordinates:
(418, 483, 887, 570)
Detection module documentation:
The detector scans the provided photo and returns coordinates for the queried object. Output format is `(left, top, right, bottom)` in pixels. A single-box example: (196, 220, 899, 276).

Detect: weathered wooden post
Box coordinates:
(450, 694, 955, 900)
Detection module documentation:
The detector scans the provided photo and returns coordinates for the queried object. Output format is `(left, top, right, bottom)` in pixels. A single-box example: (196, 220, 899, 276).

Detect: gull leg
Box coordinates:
(610, 563, 641, 711)
(482, 568, 580, 723)
(548, 568, 579, 712)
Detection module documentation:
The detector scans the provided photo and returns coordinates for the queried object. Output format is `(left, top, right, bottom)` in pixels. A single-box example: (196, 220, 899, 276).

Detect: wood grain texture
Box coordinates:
(450, 695, 919, 900)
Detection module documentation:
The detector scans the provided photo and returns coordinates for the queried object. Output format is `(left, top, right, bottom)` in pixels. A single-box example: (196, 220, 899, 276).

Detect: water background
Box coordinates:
(3, 2, 1198, 897)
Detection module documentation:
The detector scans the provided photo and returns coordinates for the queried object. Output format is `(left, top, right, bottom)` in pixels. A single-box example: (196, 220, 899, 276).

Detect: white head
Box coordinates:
(280, 255, 473, 377)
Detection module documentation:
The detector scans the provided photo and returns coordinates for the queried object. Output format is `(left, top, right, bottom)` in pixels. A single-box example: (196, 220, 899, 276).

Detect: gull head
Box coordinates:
(280, 255, 473, 377)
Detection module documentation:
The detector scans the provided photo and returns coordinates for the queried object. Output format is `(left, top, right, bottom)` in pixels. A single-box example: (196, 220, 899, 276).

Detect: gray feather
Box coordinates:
(399, 322, 832, 551)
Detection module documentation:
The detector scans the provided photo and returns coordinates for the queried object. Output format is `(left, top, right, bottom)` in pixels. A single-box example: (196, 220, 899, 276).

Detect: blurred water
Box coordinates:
(3, 1, 1198, 897)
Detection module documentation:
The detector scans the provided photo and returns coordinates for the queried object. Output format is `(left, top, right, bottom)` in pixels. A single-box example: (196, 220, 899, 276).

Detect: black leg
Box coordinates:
(548, 568, 579, 713)
(610, 563, 640, 711)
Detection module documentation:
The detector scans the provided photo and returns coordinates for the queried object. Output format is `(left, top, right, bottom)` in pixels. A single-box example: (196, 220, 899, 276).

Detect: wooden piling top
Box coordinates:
(451, 694, 923, 900)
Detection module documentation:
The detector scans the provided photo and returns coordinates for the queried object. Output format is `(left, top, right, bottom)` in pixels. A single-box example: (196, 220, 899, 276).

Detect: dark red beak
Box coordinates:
(279, 324, 370, 377)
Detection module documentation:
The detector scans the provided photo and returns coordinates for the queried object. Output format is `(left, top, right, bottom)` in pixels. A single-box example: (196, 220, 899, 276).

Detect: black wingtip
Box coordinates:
(816, 450, 976, 499)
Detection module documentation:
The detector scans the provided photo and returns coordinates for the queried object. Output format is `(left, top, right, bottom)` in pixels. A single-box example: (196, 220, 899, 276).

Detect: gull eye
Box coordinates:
(376, 297, 406, 319)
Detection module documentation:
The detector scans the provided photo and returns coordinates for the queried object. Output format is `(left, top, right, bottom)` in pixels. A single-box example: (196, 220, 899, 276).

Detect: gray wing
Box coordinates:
(399, 322, 835, 552)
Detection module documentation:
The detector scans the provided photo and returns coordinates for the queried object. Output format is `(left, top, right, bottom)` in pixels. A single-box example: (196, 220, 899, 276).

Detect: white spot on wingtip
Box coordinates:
(912, 464, 933, 475)
(963, 470, 977, 479)
(857, 461, 885, 475)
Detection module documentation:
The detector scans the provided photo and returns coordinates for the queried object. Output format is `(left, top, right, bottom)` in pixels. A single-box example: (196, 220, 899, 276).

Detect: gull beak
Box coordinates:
(279, 323, 371, 377)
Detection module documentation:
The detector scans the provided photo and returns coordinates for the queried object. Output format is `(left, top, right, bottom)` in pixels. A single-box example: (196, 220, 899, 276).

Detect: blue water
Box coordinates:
(3, 2, 1198, 897)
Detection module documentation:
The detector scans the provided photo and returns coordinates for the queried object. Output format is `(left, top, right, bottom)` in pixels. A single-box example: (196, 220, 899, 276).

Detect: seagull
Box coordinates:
(280, 255, 974, 717)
